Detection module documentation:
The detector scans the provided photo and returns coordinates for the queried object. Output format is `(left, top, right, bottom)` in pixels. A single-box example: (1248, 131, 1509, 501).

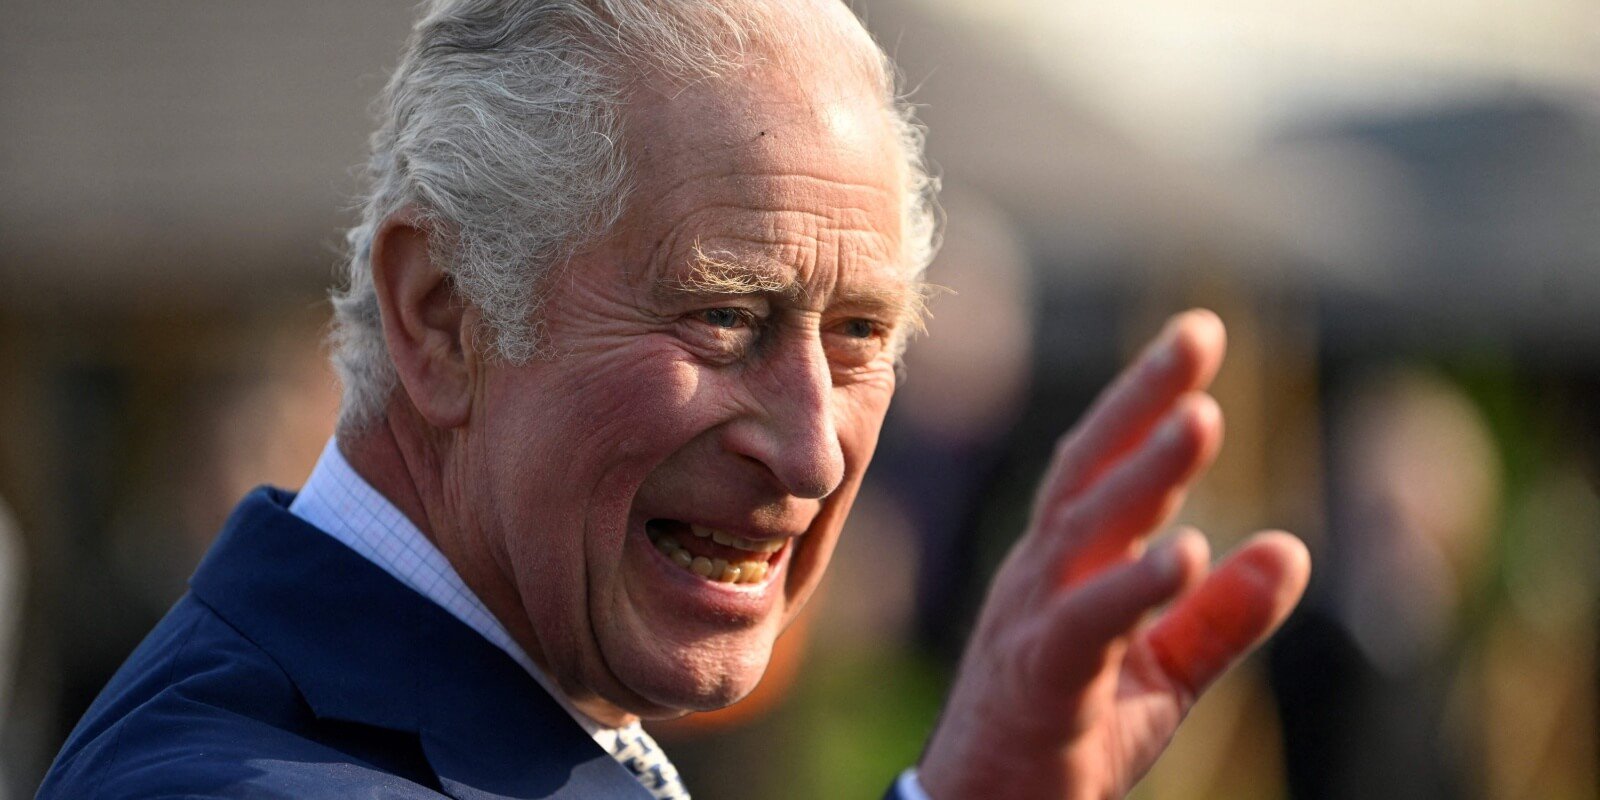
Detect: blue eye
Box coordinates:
(701, 308, 748, 329)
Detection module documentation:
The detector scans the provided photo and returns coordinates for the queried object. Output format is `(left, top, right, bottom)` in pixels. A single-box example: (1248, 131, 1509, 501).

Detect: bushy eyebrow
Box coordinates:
(659, 245, 796, 299)
(655, 243, 930, 330)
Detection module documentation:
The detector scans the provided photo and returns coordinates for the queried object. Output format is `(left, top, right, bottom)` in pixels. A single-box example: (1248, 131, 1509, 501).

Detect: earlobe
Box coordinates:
(369, 209, 475, 429)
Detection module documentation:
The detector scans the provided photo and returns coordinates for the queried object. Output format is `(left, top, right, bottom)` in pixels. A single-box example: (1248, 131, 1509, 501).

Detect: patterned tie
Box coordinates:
(608, 724, 691, 799)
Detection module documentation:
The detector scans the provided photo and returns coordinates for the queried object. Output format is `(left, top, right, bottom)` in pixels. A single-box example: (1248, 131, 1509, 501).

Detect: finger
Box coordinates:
(1040, 392, 1222, 585)
(1029, 530, 1211, 694)
(1142, 531, 1311, 705)
(1036, 309, 1225, 512)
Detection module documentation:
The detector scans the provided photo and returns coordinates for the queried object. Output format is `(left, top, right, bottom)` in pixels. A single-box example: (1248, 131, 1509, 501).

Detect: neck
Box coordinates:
(336, 403, 639, 729)
(336, 413, 433, 537)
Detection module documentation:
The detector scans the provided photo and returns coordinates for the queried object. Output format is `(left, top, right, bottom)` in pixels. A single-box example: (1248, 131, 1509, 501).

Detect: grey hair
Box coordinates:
(331, 0, 940, 431)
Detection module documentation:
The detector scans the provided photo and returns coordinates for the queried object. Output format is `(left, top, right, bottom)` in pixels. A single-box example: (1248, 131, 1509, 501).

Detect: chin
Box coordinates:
(604, 628, 777, 716)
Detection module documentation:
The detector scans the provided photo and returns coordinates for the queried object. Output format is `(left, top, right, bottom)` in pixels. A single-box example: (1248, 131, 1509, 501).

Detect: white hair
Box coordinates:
(331, 0, 939, 430)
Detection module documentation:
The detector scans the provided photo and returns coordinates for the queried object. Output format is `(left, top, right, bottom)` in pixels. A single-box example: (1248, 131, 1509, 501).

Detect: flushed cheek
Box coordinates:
(509, 352, 720, 479)
(474, 352, 710, 582)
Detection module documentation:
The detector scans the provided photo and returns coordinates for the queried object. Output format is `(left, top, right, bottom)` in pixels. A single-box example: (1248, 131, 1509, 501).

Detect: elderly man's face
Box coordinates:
(461, 63, 914, 718)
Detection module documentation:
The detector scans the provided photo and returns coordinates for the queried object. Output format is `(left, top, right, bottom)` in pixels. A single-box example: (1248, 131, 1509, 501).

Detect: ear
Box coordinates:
(369, 209, 476, 429)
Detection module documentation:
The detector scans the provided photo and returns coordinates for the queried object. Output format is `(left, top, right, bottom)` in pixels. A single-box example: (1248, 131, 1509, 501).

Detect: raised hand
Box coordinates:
(917, 310, 1311, 800)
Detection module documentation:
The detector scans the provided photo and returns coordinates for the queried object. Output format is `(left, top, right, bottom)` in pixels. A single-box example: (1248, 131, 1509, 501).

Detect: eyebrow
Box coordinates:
(655, 244, 929, 327)
(659, 245, 796, 299)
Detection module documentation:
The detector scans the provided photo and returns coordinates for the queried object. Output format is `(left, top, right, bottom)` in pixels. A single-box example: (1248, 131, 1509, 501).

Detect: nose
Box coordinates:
(728, 336, 847, 500)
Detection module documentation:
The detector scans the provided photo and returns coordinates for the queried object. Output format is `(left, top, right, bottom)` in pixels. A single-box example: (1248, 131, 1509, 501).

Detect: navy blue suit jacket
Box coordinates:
(39, 487, 654, 799)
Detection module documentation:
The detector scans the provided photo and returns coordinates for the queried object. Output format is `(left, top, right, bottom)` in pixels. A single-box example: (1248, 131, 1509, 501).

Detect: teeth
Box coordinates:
(651, 525, 776, 585)
(746, 537, 784, 553)
(688, 524, 787, 554)
(739, 560, 768, 583)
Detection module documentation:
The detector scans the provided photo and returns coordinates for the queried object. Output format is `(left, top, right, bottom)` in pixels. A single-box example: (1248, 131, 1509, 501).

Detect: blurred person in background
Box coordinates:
(1271, 366, 1600, 799)
(1271, 367, 1502, 799)
(37, 1, 1309, 798)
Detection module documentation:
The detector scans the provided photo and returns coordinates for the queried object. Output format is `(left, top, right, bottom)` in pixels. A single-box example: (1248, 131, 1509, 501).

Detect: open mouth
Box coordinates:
(645, 519, 788, 585)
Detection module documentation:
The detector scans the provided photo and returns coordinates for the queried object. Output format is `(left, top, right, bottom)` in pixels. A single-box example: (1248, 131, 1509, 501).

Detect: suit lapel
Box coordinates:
(413, 584, 652, 799)
(190, 488, 651, 799)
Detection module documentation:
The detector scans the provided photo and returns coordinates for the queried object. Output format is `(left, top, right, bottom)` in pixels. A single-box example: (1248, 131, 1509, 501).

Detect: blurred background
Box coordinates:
(1, 0, 1597, 797)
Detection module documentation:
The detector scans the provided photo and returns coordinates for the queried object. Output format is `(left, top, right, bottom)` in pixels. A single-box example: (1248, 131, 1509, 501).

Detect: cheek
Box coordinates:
(578, 355, 751, 472)
(477, 342, 759, 560)
(833, 374, 896, 467)
(514, 348, 720, 474)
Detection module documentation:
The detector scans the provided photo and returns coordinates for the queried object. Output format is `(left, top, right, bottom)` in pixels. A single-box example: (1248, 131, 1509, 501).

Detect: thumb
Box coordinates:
(1143, 530, 1311, 705)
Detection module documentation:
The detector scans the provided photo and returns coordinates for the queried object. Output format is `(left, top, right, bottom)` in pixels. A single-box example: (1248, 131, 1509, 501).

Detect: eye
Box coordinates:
(699, 308, 752, 329)
(840, 318, 877, 339)
(825, 317, 890, 369)
(678, 306, 763, 363)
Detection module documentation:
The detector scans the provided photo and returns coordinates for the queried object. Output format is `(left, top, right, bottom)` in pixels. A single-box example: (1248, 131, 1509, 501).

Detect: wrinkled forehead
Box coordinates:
(586, 1, 916, 306)
(621, 70, 911, 300)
